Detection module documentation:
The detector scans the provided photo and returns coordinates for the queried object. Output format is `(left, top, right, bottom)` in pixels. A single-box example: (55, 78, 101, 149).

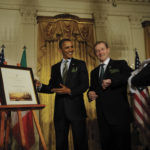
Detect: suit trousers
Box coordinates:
(97, 115, 131, 150)
(54, 117, 88, 150)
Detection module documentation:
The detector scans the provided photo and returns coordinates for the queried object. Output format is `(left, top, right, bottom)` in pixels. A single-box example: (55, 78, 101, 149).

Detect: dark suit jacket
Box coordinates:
(40, 58, 89, 120)
(132, 63, 150, 87)
(89, 59, 132, 125)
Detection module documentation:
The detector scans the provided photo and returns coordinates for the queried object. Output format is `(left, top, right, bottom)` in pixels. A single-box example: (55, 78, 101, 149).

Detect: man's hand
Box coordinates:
(102, 79, 111, 90)
(34, 79, 41, 88)
(51, 84, 71, 94)
(88, 91, 98, 101)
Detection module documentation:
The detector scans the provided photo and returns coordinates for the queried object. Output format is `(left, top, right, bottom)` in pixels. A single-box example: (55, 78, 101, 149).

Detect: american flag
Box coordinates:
(0, 45, 5, 64)
(133, 50, 150, 141)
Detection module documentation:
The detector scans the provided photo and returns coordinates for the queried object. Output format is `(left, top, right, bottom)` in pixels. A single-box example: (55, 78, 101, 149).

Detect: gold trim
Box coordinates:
(37, 16, 94, 24)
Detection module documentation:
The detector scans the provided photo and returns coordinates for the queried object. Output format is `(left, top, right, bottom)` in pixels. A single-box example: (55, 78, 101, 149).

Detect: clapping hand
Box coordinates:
(102, 79, 111, 90)
(88, 91, 98, 101)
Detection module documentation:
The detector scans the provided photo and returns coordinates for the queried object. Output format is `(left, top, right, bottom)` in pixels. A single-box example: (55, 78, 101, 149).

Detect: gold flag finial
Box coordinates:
(23, 45, 27, 50)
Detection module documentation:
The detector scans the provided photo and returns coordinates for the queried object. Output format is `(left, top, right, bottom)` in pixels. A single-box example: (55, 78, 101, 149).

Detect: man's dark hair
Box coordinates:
(59, 39, 71, 49)
(94, 41, 109, 50)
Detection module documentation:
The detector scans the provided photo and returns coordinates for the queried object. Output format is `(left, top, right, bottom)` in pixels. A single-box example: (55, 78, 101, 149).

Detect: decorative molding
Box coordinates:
(111, 43, 129, 50)
(20, 7, 37, 24)
(0, 2, 150, 19)
(118, 0, 150, 2)
(93, 13, 108, 27)
(68, 0, 150, 2)
(37, 13, 94, 23)
(129, 15, 143, 29)
(0, 1, 149, 25)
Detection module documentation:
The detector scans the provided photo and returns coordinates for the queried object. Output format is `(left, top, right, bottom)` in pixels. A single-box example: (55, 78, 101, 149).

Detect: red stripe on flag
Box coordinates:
(141, 89, 149, 102)
(134, 104, 150, 128)
(134, 91, 150, 115)
(132, 50, 150, 142)
(134, 104, 144, 121)
(12, 111, 35, 149)
(133, 88, 150, 141)
(134, 93, 143, 107)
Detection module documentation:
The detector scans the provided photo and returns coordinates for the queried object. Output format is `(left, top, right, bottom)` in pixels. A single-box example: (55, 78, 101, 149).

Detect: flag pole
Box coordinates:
(0, 44, 7, 65)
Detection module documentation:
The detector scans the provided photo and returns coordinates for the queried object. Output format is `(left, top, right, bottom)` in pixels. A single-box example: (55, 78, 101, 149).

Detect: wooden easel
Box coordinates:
(0, 104, 47, 150)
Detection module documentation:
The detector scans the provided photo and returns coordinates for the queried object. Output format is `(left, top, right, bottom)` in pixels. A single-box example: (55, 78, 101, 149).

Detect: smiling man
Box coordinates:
(88, 41, 133, 150)
(36, 39, 89, 150)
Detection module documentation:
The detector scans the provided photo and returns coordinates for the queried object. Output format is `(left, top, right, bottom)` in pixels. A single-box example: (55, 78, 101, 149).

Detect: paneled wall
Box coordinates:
(0, 9, 22, 65)
(0, 0, 149, 70)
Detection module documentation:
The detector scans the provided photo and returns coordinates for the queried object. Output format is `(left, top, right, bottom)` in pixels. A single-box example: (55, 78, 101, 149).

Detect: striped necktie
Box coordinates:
(62, 60, 68, 84)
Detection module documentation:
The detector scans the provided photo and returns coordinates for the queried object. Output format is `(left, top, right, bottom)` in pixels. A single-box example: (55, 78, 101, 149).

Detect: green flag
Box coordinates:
(20, 46, 27, 67)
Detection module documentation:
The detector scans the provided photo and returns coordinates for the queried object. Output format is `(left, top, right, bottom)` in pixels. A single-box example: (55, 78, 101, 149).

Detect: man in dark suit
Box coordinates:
(36, 39, 89, 150)
(131, 63, 150, 87)
(88, 41, 132, 150)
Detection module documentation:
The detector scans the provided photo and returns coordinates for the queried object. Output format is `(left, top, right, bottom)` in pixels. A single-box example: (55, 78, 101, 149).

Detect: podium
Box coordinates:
(0, 104, 47, 150)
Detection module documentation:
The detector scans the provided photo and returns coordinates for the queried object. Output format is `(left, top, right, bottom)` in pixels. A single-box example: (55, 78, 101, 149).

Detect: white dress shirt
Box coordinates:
(99, 57, 110, 77)
(60, 58, 71, 77)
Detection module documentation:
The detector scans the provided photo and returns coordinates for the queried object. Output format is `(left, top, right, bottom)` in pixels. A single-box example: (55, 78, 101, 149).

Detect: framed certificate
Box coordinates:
(0, 65, 39, 105)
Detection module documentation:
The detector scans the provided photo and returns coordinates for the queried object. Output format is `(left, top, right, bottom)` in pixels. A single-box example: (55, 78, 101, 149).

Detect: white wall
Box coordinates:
(0, 0, 149, 71)
(0, 9, 22, 65)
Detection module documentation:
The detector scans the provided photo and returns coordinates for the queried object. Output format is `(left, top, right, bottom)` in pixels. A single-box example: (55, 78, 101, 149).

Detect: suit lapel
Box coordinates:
(68, 58, 74, 74)
(56, 61, 63, 83)
(95, 66, 100, 82)
(92, 65, 100, 85)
